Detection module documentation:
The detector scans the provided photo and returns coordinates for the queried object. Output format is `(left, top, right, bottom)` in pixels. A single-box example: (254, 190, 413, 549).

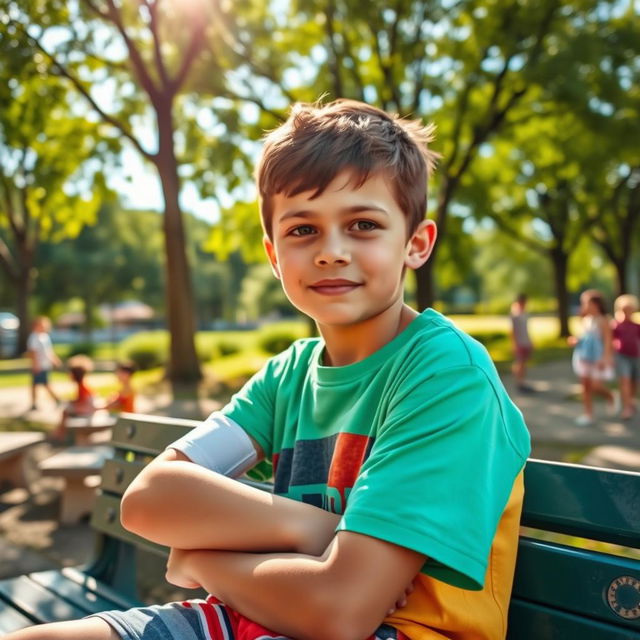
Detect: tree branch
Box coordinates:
(170, 16, 206, 94)
(143, 0, 171, 88)
(20, 25, 155, 161)
(101, 0, 161, 100)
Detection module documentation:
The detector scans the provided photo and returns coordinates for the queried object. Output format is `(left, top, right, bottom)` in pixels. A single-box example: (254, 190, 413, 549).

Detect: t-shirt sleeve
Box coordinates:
(337, 364, 529, 591)
(218, 354, 282, 458)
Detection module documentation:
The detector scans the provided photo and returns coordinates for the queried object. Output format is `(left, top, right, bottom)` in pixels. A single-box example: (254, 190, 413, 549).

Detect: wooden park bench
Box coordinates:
(0, 412, 639, 638)
(0, 431, 45, 491)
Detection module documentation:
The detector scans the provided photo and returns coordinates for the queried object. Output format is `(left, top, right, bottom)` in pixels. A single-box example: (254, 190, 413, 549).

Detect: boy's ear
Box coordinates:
(405, 219, 437, 270)
(263, 235, 281, 280)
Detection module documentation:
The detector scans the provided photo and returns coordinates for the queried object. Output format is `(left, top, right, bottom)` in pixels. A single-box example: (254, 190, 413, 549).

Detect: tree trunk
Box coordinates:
(15, 266, 32, 355)
(155, 98, 201, 384)
(414, 181, 453, 311)
(549, 247, 570, 338)
(613, 258, 627, 298)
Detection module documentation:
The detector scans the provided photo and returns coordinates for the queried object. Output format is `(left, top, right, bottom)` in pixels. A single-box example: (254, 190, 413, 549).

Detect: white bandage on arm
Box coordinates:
(167, 412, 258, 478)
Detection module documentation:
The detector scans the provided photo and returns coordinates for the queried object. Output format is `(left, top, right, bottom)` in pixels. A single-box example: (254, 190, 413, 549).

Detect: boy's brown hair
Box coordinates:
(256, 99, 439, 239)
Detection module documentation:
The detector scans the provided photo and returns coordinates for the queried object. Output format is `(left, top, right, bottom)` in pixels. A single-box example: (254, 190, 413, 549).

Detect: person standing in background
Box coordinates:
(569, 289, 617, 425)
(510, 293, 533, 393)
(612, 294, 640, 420)
(27, 316, 61, 411)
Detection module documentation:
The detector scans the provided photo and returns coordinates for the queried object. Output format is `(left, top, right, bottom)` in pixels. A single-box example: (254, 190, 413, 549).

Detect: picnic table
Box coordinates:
(65, 412, 118, 446)
(39, 445, 113, 524)
(0, 432, 45, 490)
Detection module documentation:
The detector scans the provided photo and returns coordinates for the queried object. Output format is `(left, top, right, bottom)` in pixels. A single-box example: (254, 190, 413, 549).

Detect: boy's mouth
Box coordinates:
(309, 279, 362, 295)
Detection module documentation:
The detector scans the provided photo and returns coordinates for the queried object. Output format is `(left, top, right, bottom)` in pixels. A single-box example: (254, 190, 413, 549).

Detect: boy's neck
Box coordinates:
(318, 302, 418, 367)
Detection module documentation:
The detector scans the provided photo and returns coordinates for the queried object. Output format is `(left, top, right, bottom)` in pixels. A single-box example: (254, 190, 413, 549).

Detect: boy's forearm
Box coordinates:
(121, 458, 340, 554)
(171, 548, 367, 640)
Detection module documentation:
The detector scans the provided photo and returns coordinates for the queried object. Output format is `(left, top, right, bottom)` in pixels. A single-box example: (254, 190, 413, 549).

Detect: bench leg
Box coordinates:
(58, 476, 100, 525)
(0, 453, 29, 489)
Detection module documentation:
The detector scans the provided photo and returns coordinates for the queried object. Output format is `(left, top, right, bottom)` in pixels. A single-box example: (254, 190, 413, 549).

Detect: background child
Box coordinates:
(510, 293, 533, 392)
(27, 315, 61, 411)
(51, 354, 96, 442)
(612, 294, 640, 420)
(103, 361, 136, 414)
(569, 289, 616, 425)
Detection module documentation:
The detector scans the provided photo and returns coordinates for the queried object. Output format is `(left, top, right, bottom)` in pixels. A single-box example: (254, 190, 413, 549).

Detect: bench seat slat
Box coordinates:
(0, 575, 92, 624)
(507, 598, 636, 640)
(522, 459, 640, 547)
(29, 570, 136, 615)
(512, 537, 640, 630)
(0, 601, 37, 633)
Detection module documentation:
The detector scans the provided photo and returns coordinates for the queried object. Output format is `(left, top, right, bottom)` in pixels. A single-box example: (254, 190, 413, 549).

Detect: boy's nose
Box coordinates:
(314, 235, 351, 266)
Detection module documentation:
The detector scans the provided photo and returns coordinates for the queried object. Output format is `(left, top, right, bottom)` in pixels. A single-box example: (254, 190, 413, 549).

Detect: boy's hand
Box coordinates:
(166, 548, 202, 589)
(387, 579, 415, 615)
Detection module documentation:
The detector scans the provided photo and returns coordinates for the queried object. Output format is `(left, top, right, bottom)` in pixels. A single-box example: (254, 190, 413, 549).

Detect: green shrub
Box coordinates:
(217, 339, 244, 357)
(65, 341, 97, 358)
(119, 331, 168, 370)
(257, 327, 299, 355)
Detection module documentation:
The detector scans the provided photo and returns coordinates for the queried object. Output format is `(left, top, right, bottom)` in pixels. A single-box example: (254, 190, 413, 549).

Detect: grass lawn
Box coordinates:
(0, 315, 575, 391)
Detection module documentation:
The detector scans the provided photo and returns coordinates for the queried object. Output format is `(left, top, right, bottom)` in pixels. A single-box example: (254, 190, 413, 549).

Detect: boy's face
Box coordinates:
(264, 171, 435, 331)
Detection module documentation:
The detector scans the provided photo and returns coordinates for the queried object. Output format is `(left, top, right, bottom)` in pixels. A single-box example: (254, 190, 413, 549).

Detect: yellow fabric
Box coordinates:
(385, 471, 524, 640)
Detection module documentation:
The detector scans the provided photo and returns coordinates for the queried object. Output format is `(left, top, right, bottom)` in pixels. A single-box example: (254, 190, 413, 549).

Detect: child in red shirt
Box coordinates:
(51, 354, 96, 442)
(104, 361, 137, 414)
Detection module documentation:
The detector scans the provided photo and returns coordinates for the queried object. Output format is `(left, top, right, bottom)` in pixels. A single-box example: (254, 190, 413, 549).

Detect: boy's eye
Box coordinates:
(352, 220, 378, 231)
(290, 225, 316, 237)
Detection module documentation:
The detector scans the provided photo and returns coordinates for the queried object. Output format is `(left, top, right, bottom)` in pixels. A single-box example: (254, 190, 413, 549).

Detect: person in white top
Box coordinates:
(27, 316, 61, 410)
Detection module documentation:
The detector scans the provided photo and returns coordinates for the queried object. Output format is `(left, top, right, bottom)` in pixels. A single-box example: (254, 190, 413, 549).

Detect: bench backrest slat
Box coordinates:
(511, 538, 640, 632)
(522, 459, 640, 548)
(507, 599, 636, 640)
(110, 413, 195, 457)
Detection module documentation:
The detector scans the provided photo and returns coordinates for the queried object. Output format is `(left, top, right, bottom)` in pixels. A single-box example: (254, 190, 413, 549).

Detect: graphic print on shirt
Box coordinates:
(272, 432, 375, 514)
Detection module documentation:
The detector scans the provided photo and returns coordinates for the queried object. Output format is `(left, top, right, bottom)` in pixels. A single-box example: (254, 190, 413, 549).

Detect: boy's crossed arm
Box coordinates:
(122, 449, 424, 640)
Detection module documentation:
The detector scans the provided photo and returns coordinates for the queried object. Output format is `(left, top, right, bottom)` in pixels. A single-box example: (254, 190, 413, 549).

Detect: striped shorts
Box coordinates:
(91, 595, 407, 640)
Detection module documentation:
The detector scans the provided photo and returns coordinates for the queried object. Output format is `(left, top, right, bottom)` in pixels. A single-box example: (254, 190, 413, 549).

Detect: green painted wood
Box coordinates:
(0, 601, 36, 633)
(0, 575, 89, 624)
(522, 459, 640, 548)
(29, 570, 132, 615)
(90, 493, 168, 557)
(110, 413, 197, 456)
(100, 459, 146, 495)
(512, 537, 640, 630)
(507, 599, 637, 640)
(45, 567, 141, 610)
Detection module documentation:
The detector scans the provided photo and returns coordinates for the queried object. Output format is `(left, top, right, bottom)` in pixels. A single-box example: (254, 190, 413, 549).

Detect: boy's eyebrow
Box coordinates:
(279, 204, 390, 222)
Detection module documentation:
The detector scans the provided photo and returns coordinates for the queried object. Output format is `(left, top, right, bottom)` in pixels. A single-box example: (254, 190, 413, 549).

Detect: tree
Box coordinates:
(6, 0, 235, 382)
(205, 0, 570, 309)
(0, 26, 104, 350)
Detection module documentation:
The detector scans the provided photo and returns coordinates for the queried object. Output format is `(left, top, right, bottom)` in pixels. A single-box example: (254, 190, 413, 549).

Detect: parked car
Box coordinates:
(0, 312, 19, 358)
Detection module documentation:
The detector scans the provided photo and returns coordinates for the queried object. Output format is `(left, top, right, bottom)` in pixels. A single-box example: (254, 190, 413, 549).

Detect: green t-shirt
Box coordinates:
(222, 309, 530, 590)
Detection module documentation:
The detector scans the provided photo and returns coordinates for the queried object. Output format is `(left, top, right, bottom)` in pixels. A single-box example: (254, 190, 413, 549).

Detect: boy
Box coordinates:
(8, 100, 530, 640)
(510, 293, 533, 392)
(27, 315, 61, 411)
